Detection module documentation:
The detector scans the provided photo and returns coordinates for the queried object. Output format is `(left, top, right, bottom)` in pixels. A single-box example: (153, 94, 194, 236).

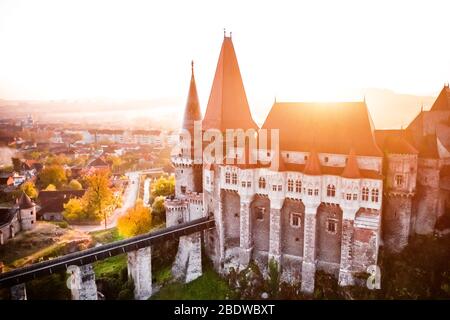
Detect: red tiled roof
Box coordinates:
(430, 85, 450, 111)
(303, 150, 322, 175)
(262, 102, 383, 157)
(202, 36, 258, 131)
(182, 61, 202, 135)
(375, 130, 418, 155)
(342, 149, 361, 178)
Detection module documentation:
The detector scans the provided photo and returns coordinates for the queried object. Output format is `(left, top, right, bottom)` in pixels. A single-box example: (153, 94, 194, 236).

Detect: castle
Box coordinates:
(165, 34, 450, 293)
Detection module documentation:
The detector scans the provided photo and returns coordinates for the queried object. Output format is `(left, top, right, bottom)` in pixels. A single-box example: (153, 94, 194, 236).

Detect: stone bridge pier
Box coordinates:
(70, 264, 98, 300)
(172, 232, 202, 283)
(127, 246, 152, 300)
(10, 283, 27, 300)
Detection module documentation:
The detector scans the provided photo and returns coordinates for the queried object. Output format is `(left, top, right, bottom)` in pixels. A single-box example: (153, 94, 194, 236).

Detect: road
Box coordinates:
(72, 171, 140, 233)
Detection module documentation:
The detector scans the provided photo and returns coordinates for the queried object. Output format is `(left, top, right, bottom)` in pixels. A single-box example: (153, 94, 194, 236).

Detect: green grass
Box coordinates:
(151, 265, 234, 300)
(93, 254, 127, 278)
(90, 227, 123, 244)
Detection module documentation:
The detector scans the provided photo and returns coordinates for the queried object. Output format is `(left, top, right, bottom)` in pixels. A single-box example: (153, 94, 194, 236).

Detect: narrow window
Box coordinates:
(232, 173, 238, 185)
(308, 188, 313, 196)
(327, 219, 337, 234)
(371, 189, 379, 202)
(259, 177, 266, 189)
(225, 172, 231, 184)
(295, 180, 302, 193)
(395, 174, 403, 187)
(362, 187, 369, 201)
(291, 213, 301, 228)
(327, 184, 336, 197)
(287, 179, 294, 192)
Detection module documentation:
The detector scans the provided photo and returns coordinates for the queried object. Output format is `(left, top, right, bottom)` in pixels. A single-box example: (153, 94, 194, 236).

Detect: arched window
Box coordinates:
(232, 173, 238, 185)
(259, 177, 266, 189)
(295, 180, 302, 193)
(327, 184, 336, 197)
(225, 172, 231, 184)
(371, 188, 379, 202)
(362, 187, 369, 201)
(287, 179, 294, 192)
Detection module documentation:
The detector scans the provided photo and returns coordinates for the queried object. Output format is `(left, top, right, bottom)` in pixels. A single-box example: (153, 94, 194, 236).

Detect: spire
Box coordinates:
(202, 35, 258, 131)
(182, 60, 202, 136)
(303, 150, 321, 175)
(342, 149, 361, 179)
(18, 192, 34, 209)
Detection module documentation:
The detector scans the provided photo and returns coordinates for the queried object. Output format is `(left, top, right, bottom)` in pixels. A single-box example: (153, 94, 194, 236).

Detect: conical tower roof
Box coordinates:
(18, 192, 34, 209)
(303, 150, 321, 175)
(202, 35, 258, 131)
(342, 149, 361, 179)
(182, 61, 202, 135)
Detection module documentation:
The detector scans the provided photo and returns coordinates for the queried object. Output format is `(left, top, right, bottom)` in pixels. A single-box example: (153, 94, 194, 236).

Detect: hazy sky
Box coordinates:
(0, 0, 449, 113)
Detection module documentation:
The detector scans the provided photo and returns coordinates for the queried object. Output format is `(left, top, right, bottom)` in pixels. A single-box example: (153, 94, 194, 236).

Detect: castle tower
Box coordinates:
(172, 61, 203, 198)
(381, 134, 418, 252)
(18, 192, 36, 231)
(201, 33, 259, 272)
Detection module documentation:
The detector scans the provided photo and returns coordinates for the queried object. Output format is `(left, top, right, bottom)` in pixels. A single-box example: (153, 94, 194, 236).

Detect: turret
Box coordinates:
(172, 62, 203, 197)
(18, 192, 36, 231)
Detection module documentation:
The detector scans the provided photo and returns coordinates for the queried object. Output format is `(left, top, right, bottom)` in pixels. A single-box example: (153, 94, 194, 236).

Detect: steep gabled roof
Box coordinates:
(342, 149, 361, 179)
(202, 36, 258, 131)
(262, 101, 383, 157)
(303, 150, 322, 175)
(430, 85, 450, 111)
(182, 61, 202, 135)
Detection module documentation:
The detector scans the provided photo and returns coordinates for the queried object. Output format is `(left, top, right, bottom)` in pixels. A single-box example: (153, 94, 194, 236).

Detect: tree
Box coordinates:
(62, 198, 85, 222)
(151, 196, 166, 224)
(39, 165, 67, 189)
(44, 184, 57, 191)
(20, 181, 38, 199)
(151, 175, 175, 198)
(68, 179, 83, 190)
(117, 201, 152, 238)
(83, 169, 114, 227)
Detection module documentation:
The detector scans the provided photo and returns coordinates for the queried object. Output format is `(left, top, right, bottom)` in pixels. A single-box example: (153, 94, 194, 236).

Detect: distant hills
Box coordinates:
(0, 88, 437, 130)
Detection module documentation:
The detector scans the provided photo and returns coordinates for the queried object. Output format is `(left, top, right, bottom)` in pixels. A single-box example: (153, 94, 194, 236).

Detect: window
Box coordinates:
(181, 186, 186, 194)
(395, 174, 403, 187)
(362, 187, 369, 201)
(295, 180, 302, 193)
(371, 189, 379, 202)
(232, 173, 238, 185)
(353, 194, 358, 201)
(277, 185, 282, 191)
(304, 155, 308, 161)
(225, 172, 231, 184)
(272, 185, 277, 191)
(267, 151, 271, 157)
(314, 189, 319, 196)
(286, 153, 290, 158)
(287, 179, 294, 192)
(325, 156, 329, 163)
(242, 181, 246, 188)
(255, 207, 265, 220)
(346, 193, 352, 200)
(291, 213, 301, 228)
(247, 181, 252, 188)
(327, 219, 337, 234)
(259, 177, 266, 189)
(327, 184, 336, 197)
(308, 188, 313, 196)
